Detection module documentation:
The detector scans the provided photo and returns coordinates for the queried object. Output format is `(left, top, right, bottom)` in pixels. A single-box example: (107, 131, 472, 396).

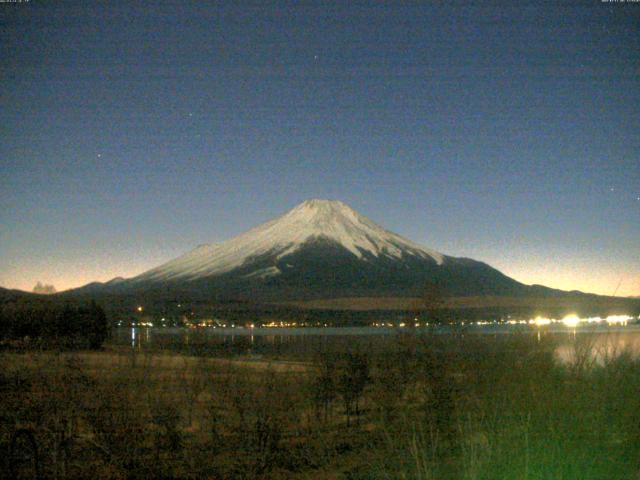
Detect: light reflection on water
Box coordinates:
(120, 323, 640, 364)
(554, 330, 640, 365)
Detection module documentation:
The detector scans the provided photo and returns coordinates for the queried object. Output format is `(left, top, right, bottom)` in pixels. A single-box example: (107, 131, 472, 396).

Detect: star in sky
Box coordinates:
(1, 1, 638, 296)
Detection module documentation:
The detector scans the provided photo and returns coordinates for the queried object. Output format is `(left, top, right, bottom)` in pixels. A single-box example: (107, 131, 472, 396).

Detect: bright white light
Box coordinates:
(562, 315, 580, 328)
(606, 315, 631, 325)
(583, 317, 602, 323)
(533, 316, 552, 326)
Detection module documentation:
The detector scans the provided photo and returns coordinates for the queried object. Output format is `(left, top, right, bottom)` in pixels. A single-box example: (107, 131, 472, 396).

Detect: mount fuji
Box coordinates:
(136, 199, 445, 282)
(78, 199, 542, 301)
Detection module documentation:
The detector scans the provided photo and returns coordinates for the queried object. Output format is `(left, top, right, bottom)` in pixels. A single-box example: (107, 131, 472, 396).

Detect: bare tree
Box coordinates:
(337, 352, 371, 427)
(312, 352, 337, 423)
(421, 280, 446, 325)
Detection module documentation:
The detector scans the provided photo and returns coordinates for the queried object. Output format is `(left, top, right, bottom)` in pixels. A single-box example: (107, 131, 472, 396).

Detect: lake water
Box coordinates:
(113, 322, 640, 364)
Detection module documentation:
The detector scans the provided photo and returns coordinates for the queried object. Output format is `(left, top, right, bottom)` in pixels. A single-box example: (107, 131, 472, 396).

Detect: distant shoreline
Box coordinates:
(278, 295, 640, 311)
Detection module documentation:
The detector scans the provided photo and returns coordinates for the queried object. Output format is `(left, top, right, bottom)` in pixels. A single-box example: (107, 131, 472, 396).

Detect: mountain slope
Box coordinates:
(77, 198, 530, 301)
(134, 199, 444, 283)
(0, 286, 42, 302)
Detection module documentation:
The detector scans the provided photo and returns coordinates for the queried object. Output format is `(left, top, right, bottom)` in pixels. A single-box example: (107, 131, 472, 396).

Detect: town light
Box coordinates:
(562, 314, 580, 328)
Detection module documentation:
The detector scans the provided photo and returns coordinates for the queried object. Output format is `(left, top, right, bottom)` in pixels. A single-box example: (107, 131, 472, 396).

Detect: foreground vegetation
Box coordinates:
(1, 332, 640, 479)
(0, 302, 109, 350)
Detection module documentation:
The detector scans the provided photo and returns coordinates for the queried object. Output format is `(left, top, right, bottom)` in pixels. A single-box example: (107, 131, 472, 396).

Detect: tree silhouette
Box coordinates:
(421, 280, 446, 325)
(337, 352, 371, 427)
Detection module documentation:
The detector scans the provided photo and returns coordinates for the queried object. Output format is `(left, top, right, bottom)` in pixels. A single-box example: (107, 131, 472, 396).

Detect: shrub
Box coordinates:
(0, 302, 109, 349)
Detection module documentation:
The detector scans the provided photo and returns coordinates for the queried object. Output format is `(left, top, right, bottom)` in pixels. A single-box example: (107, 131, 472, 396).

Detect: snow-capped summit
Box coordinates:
(135, 199, 444, 282)
(256, 199, 444, 262)
(70, 198, 536, 301)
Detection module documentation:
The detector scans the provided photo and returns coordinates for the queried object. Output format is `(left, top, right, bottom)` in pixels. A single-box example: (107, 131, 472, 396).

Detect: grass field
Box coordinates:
(2, 332, 640, 479)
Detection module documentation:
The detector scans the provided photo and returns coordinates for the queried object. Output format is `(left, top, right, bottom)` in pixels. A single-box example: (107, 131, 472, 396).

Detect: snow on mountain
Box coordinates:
(134, 199, 444, 282)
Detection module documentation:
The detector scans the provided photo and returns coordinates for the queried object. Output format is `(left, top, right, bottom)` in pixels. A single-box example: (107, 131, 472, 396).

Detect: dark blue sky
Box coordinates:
(1, 1, 639, 295)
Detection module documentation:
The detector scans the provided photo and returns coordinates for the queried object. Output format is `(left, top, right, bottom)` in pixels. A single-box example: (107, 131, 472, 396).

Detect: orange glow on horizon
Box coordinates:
(3, 267, 638, 298)
(1, 250, 638, 297)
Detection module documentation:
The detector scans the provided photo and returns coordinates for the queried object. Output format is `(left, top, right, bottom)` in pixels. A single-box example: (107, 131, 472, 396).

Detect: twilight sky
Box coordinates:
(1, 1, 639, 296)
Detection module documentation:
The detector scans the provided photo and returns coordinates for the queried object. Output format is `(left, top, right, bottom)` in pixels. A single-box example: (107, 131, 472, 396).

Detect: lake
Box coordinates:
(112, 320, 640, 364)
